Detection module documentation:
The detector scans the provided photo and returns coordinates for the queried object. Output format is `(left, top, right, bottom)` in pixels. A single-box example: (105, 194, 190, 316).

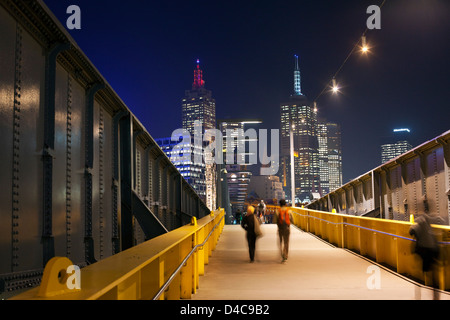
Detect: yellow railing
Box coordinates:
(11, 208, 225, 300)
(266, 206, 450, 290)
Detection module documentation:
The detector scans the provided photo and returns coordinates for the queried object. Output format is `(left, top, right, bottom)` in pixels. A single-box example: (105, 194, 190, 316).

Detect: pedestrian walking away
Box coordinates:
(241, 205, 262, 262)
(258, 200, 266, 223)
(235, 209, 242, 225)
(275, 199, 293, 263)
(409, 213, 444, 299)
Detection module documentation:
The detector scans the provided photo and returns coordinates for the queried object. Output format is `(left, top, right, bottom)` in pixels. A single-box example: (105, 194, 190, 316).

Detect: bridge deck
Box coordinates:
(191, 224, 449, 300)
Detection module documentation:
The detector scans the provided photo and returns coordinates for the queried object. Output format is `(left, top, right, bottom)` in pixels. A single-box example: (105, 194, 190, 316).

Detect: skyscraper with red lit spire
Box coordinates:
(181, 59, 216, 208)
(192, 59, 205, 89)
(182, 59, 216, 136)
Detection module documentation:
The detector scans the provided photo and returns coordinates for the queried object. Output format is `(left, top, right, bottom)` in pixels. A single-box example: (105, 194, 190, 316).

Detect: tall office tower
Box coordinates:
(280, 55, 320, 204)
(317, 121, 329, 194)
(218, 119, 262, 213)
(179, 60, 217, 208)
(182, 59, 216, 136)
(381, 128, 413, 163)
(318, 121, 343, 195)
(326, 122, 343, 192)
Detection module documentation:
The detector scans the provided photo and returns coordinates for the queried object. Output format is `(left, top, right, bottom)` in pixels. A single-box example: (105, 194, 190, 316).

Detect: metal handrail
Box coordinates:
(291, 210, 450, 245)
(152, 215, 224, 300)
(293, 211, 415, 242)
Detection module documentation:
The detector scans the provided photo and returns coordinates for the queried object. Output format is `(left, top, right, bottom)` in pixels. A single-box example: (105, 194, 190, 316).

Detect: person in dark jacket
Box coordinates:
(241, 205, 258, 262)
(235, 209, 242, 225)
(409, 213, 444, 299)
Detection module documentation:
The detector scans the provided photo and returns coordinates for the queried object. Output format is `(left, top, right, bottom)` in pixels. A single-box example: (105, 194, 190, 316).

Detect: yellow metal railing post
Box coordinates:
(198, 226, 206, 276)
(192, 229, 199, 293)
(36, 257, 80, 298)
(204, 223, 211, 265)
(157, 258, 165, 300)
(180, 236, 193, 299)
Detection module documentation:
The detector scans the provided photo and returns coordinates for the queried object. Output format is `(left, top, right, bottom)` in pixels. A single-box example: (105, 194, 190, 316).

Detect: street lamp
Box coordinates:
(361, 35, 369, 54)
(331, 77, 339, 94)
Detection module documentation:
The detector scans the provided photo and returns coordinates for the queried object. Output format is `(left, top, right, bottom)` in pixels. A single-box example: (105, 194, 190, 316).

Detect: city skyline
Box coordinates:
(43, 0, 450, 183)
(2, 0, 450, 301)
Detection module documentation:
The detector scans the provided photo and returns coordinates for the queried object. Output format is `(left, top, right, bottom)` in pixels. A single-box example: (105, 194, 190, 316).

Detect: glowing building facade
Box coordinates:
(381, 128, 413, 164)
(280, 56, 342, 203)
(182, 59, 216, 136)
(158, 60, 217, 209)
(280, 55, 320, 204)
(181, 60, 216, 209)
(318, 121, 343, 194)
(218, 119, 262, 213)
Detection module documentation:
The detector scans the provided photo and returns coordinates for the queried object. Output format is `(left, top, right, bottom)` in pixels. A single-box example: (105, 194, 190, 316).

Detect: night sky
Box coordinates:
(43, 0, 450, 183)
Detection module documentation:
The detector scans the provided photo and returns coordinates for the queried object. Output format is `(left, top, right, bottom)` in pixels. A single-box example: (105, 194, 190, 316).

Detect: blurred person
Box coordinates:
(266, 206, 273, 224)
(257, 200, 266, 223)
(241, 205, 261, 262)
(235, 209, 242, 225)
(409, 213, 444, 299)
(275, 199, 293, 262)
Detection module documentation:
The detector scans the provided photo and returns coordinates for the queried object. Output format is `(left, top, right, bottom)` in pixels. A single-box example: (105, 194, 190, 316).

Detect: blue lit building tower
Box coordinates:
(280, 55, 320, 204)
(294, 54, 302, 96)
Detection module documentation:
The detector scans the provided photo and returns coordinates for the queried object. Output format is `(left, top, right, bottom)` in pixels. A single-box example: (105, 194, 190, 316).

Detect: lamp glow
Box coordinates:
(331, 78, 339, 94)
(361, 36, 369, 54)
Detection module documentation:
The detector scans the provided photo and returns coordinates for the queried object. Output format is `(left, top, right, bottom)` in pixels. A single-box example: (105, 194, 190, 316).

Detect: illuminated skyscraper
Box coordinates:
(157, 61, 217, 209)
(318, 121, 343, 193)
(218, 119, 262, 213)
(317, 122, 329, 193)
(182, 59, 216, 136)
(381, 128, 413, 163)
(280, 55, 320, 204)
(177, 60, 216, 208)
(293, 54, 302, 96)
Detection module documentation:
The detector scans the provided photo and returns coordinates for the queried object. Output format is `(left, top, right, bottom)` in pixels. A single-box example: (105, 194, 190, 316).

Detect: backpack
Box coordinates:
(278, 207, 290, 226)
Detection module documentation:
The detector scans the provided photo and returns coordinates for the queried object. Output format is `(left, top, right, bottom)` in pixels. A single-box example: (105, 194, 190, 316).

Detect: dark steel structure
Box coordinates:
(308, 130, 450, 224)
(0, 0, 210, 296)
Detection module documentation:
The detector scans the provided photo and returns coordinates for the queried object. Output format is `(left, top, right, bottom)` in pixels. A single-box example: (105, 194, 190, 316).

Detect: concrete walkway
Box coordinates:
(191, 224, 450, 300)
